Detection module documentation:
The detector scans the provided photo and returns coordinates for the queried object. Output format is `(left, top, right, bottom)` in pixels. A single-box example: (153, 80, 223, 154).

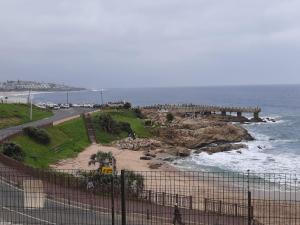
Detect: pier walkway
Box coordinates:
(143, 104, 261, 119)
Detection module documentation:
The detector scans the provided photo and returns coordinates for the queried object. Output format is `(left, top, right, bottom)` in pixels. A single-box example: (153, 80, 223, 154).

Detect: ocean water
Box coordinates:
(20, 84, 300, 175)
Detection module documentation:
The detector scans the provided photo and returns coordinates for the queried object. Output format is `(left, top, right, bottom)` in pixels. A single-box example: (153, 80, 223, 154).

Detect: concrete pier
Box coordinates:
(143, 104, 261, 120)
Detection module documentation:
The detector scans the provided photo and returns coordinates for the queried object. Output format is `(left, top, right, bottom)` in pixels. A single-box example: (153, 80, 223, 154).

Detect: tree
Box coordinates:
(166, 113, 174, 123)
(98, 114, 133, 135)
(88, 151, 114, 172)
(123, 102, 132, 109)
(98, 114, 118, 133)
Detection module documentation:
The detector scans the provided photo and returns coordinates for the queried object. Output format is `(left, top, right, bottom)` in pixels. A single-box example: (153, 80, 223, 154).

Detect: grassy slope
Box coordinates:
(12, 117, 90, 168)
(92, 109, 152, 144)
(0, 104, 53, 129)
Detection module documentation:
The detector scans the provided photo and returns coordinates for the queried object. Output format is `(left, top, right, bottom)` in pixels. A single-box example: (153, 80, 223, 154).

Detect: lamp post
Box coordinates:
(30, 94, 33, 121)
(66, 91, 69, 105)
(100, 89, 104, 105)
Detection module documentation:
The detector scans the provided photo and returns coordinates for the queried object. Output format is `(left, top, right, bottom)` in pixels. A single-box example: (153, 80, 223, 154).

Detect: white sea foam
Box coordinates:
(189, 143, 300, 175)
(175, 127, 300, 176)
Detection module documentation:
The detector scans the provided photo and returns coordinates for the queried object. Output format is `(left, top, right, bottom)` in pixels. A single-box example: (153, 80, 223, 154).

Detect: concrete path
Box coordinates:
(0, 108, 94, 141)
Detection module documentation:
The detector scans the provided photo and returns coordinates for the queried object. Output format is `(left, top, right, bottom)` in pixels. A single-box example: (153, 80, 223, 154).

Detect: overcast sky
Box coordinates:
(0, 0, 300, 88)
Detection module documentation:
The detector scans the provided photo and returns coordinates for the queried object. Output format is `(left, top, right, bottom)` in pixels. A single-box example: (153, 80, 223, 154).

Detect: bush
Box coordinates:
(144, 120, 152, 126)
(23, 126, 51, 144)
(2, 142, 25, 161)
(133, 108, 144, 119)
(166, 113, 174, 122)
(123, 102, 132, 109)
(79, 170, 144, 196)
(119, 121, 133, 134)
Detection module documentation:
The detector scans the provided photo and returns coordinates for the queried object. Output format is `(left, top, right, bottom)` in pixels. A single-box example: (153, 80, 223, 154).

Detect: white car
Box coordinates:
(83, 104, 93, 108)
(35, 104, 47, 109)
(53, 104, 60, 110)
(61, 104, 70, 109)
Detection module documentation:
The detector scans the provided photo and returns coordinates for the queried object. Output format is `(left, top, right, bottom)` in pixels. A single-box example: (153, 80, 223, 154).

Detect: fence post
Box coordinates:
(148, 190, 152, 203)
(204, 198, 207, 212)
(111, 175, 115, 225)
(189, 196, 193, 210)
(248, 191, 252, 225)
(162, 192, 165, 206)
(247, 170, 252, 225)
(234, 203, 238, 216)
(121, 170, 126, 225)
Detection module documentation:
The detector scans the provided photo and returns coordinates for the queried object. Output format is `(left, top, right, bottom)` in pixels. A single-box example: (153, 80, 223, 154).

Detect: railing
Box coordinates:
(204, 198, 251, 218)
(0, 157, 299, 225)
(140, 190, 193, 209)
(143, 104, 261, 113)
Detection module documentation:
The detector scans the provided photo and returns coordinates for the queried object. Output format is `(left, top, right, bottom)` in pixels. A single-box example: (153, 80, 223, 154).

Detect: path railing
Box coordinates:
(0, 157, 299, 225)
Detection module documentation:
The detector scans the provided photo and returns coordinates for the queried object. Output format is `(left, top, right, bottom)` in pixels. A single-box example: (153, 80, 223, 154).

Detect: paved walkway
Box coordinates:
(0, 108, 94, 141)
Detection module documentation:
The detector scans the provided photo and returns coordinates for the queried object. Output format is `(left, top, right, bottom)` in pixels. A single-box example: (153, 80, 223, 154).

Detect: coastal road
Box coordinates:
(0, 108, 94, 142)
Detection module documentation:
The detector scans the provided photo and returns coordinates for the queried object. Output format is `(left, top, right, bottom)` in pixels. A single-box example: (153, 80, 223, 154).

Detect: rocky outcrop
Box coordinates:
(115, 110, 256, 166)
(195, 143, 247, 154)
(164, 147, 191, 157)
(148, 161, 163, 169)
(159, 120, 254, 149)
(116, 138, 162, 151)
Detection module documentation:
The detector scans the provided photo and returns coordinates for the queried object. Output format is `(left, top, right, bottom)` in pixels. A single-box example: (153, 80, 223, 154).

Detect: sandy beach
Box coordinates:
(0, 91, 29, 103)
(51, 143, 175, 172)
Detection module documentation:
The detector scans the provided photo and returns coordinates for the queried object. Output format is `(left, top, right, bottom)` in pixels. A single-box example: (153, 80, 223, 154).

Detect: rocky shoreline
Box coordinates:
(113, 109, 257, 169)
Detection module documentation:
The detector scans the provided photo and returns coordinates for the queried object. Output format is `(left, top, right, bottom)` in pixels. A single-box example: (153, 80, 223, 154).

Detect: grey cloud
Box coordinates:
(0, 0, 300, 88)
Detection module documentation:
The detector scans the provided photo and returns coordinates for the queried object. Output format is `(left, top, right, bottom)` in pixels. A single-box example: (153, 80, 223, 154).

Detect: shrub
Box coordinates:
(144, 120, 152, 126)
(119, 121, 133, 134)
(2, 142, 25, 161)
(23, 126, 51, 144)
(133, 108, 144, 119)
(123, 102, 132, 109)
(79, 170, 144, 196)
(125, 170, 144, 196)
(166, 113, 174, 122)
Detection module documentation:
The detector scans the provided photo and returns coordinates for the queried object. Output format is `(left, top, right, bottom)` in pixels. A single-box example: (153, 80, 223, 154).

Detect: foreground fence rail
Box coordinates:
(0, 163, 299, 225)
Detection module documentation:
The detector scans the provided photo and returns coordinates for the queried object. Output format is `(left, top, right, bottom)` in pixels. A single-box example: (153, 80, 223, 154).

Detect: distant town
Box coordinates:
(0, 80, 85, 92)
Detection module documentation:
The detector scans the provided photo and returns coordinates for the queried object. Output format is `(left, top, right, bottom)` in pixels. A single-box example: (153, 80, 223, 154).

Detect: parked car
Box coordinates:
(53, 104, 60, 110)
(60, 104, 70, 109)
(83, 104, 93, 108)
(93, 104, 102, 108)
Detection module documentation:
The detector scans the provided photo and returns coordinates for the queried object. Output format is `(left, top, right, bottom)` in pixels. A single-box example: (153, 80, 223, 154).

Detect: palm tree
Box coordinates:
(88, 151, 115, 172)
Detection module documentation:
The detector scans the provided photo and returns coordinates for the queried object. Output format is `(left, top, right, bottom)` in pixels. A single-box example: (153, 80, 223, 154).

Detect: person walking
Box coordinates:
(173, 203, 185, 225)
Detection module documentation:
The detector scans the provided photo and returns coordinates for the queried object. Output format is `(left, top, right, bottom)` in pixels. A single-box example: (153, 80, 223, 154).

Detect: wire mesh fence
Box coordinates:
(0, 165, 299, 225)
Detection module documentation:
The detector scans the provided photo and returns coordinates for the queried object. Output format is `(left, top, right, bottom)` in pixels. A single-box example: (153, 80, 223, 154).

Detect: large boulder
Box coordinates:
(195, 143, 248, 154)
(148, 161, 163, 169)
(140, 156, 152, 160)
(165, 147, 191, 157)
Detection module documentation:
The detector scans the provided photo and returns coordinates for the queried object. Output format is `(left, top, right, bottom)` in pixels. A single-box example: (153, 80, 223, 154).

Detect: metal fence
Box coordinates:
(0, 164, 299, 225)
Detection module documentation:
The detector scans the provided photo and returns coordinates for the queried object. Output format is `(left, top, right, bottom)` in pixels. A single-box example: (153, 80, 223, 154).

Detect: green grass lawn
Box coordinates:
(0, 103, 53, 129)
(92, 109, 153, 144)
(12, 117, 90, 168)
